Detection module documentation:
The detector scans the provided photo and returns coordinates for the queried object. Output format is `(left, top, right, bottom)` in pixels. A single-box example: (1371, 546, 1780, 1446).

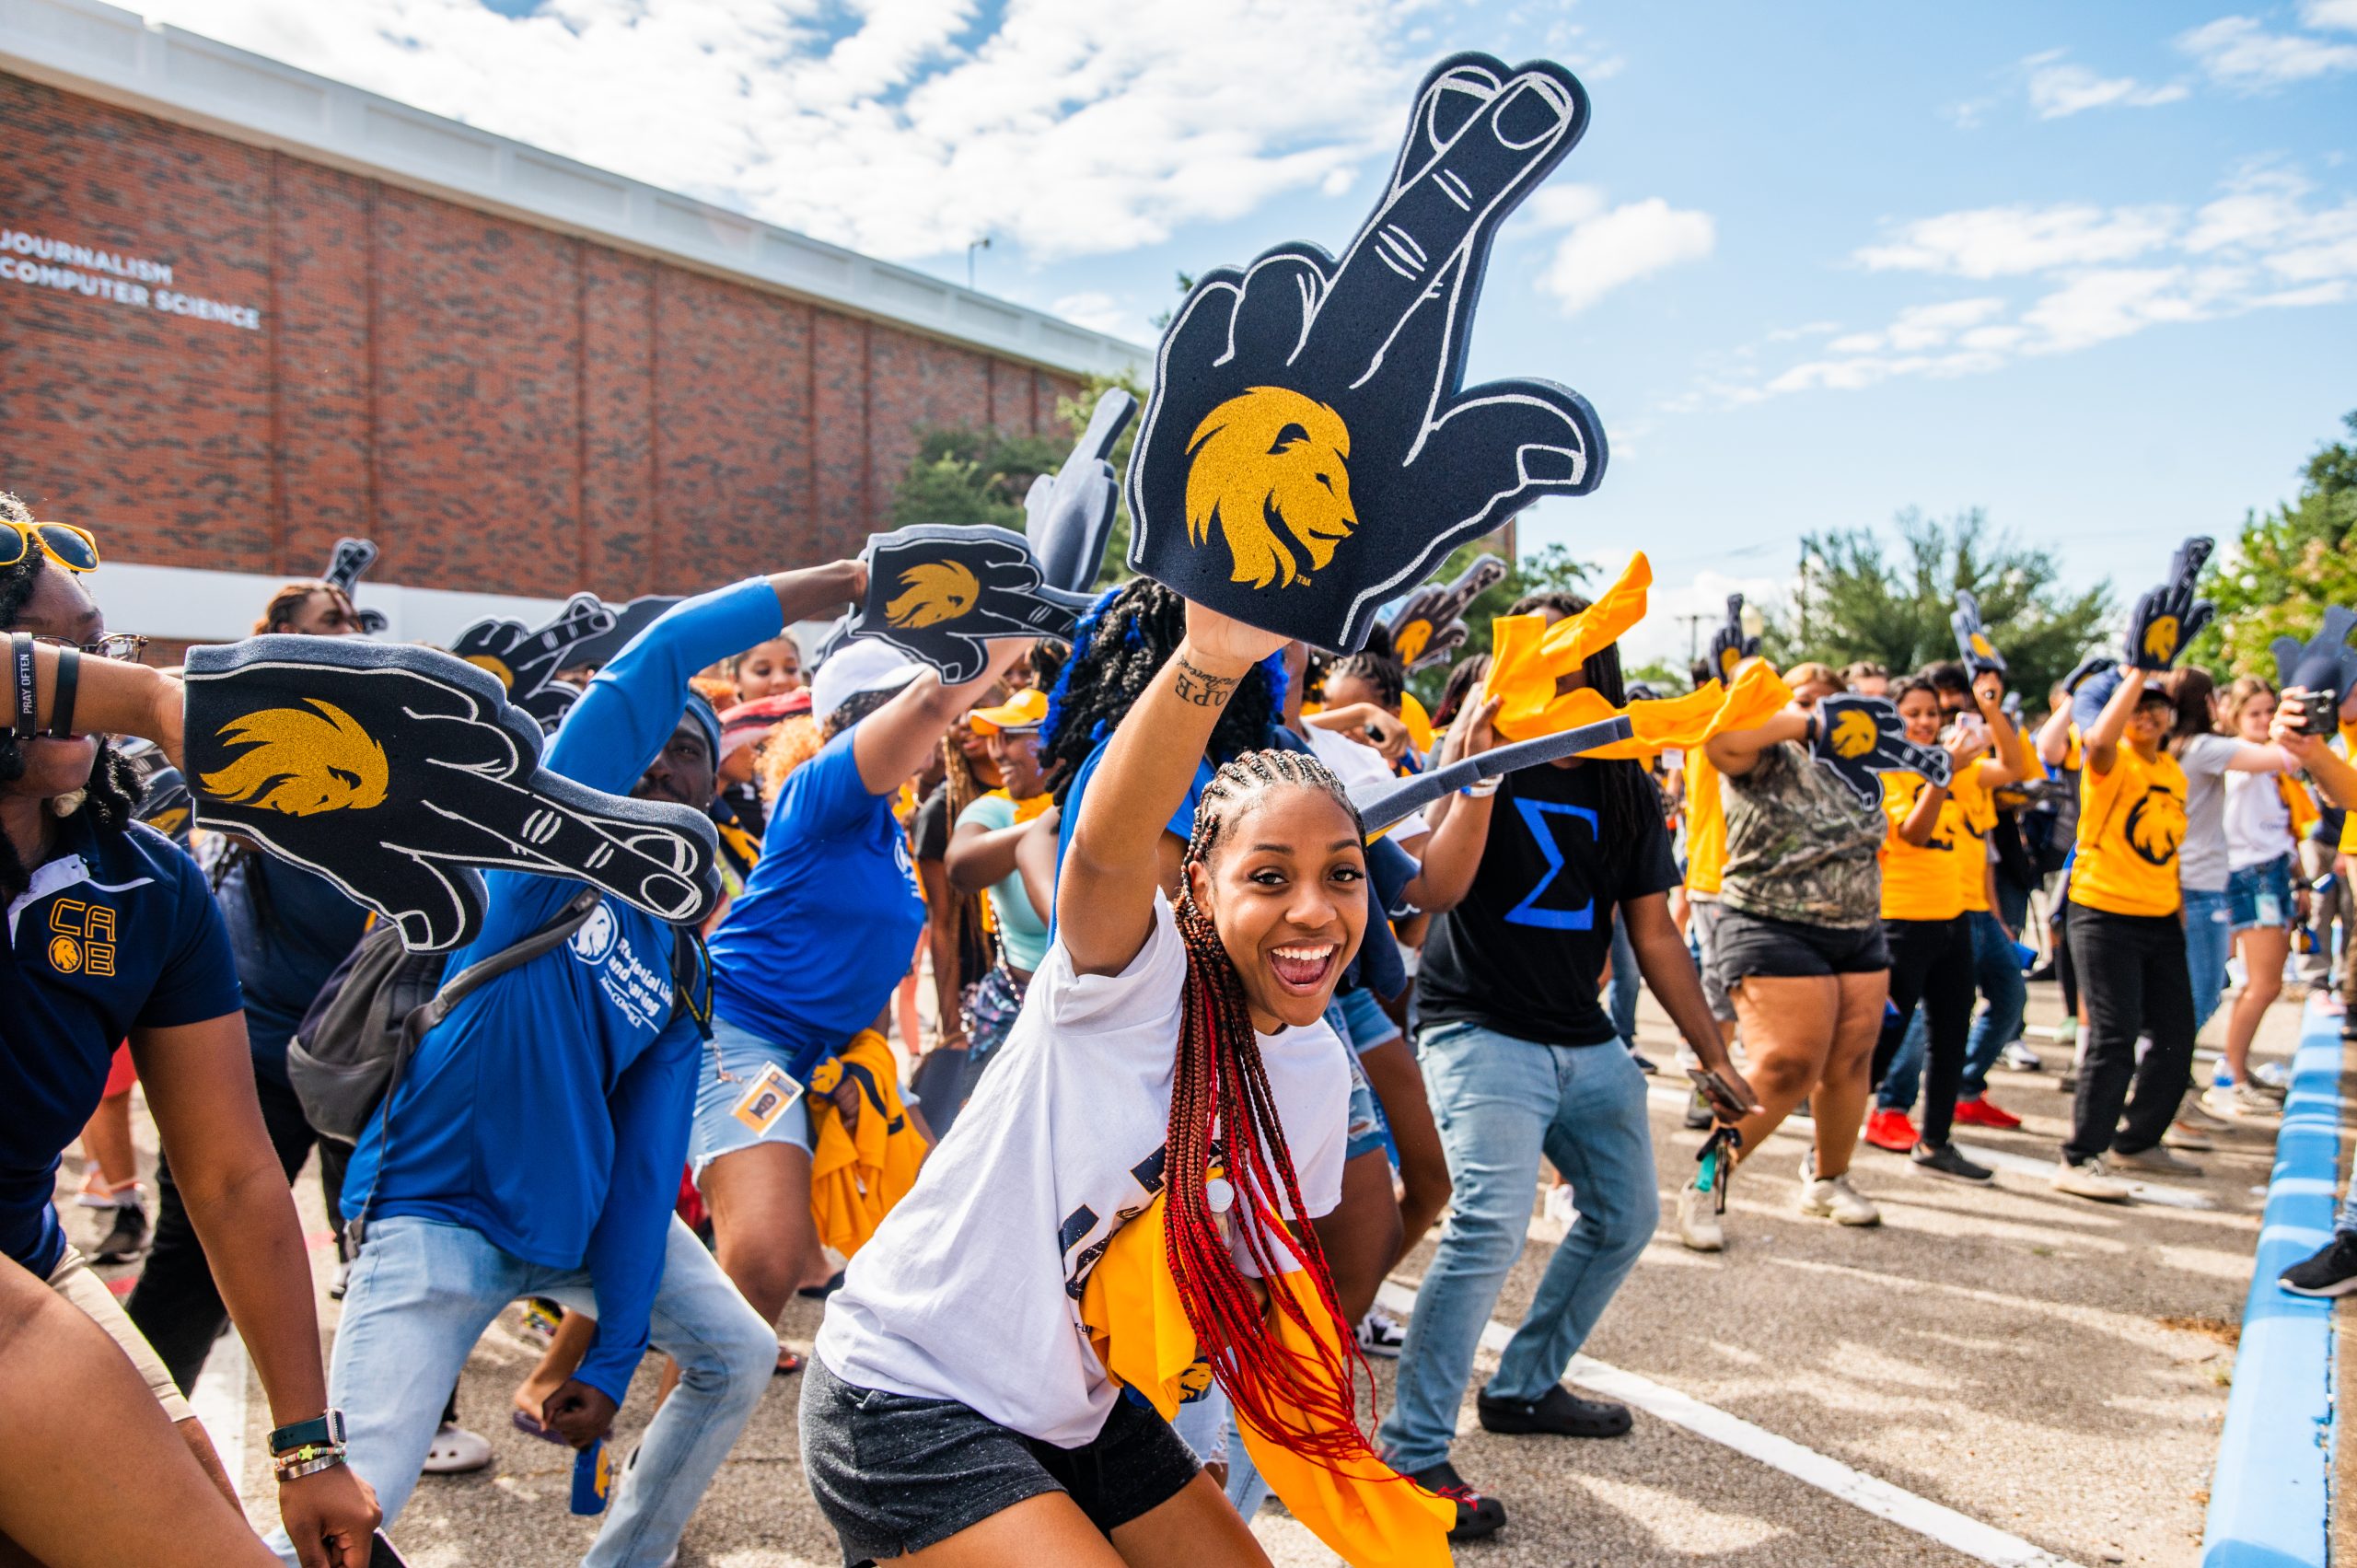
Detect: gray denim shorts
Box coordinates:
(800, 1353, 1200, 1564)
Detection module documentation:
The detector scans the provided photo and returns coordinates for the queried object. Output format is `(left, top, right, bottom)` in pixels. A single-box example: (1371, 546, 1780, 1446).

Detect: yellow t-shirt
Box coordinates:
(1880, 771, 1967, 923)
(1684, 748, 1726, 897)
(2071, 744, 2188, 918)
(1950, 766, 1995, 914)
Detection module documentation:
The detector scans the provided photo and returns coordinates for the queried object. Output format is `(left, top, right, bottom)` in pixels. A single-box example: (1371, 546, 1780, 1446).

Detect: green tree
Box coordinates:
(1053, 368, 1152, 587)
(888, 425, 1066, 531)
(2196, 409, 2357, 678)
(1768, 508, 2111, 701)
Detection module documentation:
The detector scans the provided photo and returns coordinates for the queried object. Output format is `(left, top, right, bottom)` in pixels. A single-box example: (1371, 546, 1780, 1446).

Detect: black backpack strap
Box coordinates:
(669, 923, 714, 1040)
(347, 887, 602, 1249)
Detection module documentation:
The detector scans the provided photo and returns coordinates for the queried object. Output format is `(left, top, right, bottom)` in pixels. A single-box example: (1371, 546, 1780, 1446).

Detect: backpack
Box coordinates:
(286, 887, 602, 1144)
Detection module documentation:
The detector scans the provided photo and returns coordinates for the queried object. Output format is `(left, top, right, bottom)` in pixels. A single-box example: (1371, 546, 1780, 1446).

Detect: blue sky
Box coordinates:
(146, 0, 2357, 667)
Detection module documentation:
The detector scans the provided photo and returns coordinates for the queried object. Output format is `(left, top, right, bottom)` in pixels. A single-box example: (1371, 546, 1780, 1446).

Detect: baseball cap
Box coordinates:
(811, 639, 922, 725)
(967, 687, 1049, 736)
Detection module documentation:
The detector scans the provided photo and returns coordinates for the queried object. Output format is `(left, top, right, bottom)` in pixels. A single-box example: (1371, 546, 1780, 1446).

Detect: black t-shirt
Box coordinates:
(1416, 760, 1679, 1047)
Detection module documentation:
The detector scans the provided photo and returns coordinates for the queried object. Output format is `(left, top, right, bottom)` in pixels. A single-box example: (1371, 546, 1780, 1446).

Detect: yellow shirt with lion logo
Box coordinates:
(2070, 744, 2187, 918)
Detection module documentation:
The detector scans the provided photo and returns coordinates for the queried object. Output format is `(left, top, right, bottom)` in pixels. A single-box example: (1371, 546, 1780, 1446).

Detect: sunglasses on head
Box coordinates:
(0, 519, 99, 573)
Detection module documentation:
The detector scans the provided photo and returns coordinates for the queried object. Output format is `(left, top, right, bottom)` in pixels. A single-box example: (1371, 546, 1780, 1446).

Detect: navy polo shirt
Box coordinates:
(1, 816, 241, 1275)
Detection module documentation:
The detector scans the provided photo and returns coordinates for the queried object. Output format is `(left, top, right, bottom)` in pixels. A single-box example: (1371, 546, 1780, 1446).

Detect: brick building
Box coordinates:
(0, 0, 1146, 645)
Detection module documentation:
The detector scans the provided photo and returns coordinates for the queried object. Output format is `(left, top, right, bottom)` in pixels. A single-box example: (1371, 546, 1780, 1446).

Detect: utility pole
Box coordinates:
(1678, 612, 1710, 666)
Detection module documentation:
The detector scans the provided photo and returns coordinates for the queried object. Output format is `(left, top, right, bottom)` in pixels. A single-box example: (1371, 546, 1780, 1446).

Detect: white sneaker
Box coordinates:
(2250, 1061, 2292, 1094)
(1797, 1152, 1880, 1226)
(1998, 1040, 2044, 1073)
(1543, 1183, 1578, 1230)
(1676, 1178, 1724, 1252)
(2176, 1099, 2232, 1132)
(422, 1422, 493, 1475)
(1355, 1307, 1407, 1359)
(2202, 1082, 2281, 1121)
(2052, 1156, 2132, 1203)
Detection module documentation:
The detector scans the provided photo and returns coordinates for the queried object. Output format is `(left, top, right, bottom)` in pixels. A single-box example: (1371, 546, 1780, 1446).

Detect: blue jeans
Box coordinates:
(1608, 911, 1640, 1046)
(1881, 912, 2028, 1109)
(1376, 1022, 1658, 1474)
(2183, 887, 2233, 1040)
(268, 1215, 773, 1567)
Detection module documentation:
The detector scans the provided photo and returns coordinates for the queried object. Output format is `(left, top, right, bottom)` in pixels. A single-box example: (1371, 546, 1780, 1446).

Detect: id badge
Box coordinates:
(730, 1062, 805, 1134)
(2257, 892, 2283, 929)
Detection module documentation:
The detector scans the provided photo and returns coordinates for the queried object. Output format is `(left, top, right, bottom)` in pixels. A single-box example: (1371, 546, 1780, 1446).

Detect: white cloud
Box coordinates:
(2023, 57, 2189, 118)
(2177, 14, 2357, 87)
(1047, 290, 1133, 337)
(1857, 203, 2178, 277)
(135, 0, 1426, 264)
(1727, 168, 2357, 403)
(1534, 196, 1716, 315)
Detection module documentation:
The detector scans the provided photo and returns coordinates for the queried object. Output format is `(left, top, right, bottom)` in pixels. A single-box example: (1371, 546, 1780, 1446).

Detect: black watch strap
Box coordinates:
(48, 645, 78, 740)
(268, 1410, 346, 1456)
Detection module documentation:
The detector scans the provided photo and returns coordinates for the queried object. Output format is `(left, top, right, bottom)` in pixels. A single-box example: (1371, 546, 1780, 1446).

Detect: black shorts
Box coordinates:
(1714, 907, 1889, 984)
(800, 1353, 1201, 1565)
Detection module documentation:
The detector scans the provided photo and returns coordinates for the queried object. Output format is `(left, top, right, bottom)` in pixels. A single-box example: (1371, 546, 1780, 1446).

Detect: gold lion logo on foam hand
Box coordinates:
(1393, 618, 1434, 668)
(461, 653, 516, 690)
(1830, 709, 1878, 760)
(1969, 632, 1996, 660)
(2124, 786, 2186, 867)
(1183, 387, 1356, 589)
(201, 699, 389, 817)
(885, 561, 981, 628)
(2142, 614, 2180, 667)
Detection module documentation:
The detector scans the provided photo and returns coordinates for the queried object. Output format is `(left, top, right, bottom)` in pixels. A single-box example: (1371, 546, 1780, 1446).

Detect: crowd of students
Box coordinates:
(4, 491, 2351, 1567)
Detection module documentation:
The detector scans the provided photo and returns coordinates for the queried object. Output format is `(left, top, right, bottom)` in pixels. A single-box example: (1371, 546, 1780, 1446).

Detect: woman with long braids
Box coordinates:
(0, 498, 380, 1565)
(804, 594, 1387, 1566)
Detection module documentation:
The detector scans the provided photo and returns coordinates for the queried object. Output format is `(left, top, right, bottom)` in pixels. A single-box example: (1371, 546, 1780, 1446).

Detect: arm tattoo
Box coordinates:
(1173, 656, 1240, 709)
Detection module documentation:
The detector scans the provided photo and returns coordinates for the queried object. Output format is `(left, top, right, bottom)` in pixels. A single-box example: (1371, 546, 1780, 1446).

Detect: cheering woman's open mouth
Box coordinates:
(1266, 940, 1340, 997)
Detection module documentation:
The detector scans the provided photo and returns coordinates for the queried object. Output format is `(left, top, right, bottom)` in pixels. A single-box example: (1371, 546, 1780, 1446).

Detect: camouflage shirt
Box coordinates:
(1717, 740, 1887, 930)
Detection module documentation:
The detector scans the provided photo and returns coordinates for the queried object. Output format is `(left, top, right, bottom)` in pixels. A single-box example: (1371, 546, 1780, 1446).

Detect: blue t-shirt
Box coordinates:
(2, 816, 241, 1275)
(215, 852, 370, 1086)
(707, 731, 926, 1076)
(344, 576, 782, 1403)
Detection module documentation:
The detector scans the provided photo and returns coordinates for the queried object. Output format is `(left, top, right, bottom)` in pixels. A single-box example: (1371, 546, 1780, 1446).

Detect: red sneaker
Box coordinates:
(1953, 1096, 2022, 1131)
(1864, 1109, 1919, 1152)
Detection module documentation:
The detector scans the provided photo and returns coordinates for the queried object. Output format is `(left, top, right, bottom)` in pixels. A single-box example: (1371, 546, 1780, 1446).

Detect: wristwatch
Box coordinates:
(269, 1410, 347, 1458)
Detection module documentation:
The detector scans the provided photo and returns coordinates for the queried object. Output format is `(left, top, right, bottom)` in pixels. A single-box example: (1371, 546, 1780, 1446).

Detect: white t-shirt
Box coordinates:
(815, 893, 1351, 1447)
(2223, 771, 2294, 871)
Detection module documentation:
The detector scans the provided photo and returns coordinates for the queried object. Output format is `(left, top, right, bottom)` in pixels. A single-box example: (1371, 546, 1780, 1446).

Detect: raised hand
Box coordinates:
(1384, 552, 1507, 671)
(2125, 536, 2215, 672)
(1706, 595, 1758, 685)
(847, 526, 1095, 683)
(1951, 589, 2005, 678)
(183, 636, 721, 951)
(1128, 53, 1600, 651)
(322, 537, 389, 634)
(1811, 693, 1952, 808)
(1026, 388, 1137, 593)
(2270, 606, 2357, 721)
(450, 592, 617, 732)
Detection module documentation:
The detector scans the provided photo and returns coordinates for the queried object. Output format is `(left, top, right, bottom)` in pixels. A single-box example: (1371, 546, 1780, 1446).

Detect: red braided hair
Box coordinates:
(1166, 748, 1381, 1468)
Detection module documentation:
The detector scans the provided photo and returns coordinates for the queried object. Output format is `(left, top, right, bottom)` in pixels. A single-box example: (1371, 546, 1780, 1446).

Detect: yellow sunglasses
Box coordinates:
(0, 519, 99, 573)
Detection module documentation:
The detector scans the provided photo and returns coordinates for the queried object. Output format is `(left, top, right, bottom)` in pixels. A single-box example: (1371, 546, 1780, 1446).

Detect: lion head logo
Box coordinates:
(1830, 709, 1878, 760)
(461, 653, 516, 690)
(1183, 387, 1355, 589)
(2124, 785, 2186, 867)
(201, 699, 389, 817)
(1393, 617, 1434, 668)
(885, 561, 981, 629)
(2142, 614, 2180, 667)
(1969, 631, 1996, 661)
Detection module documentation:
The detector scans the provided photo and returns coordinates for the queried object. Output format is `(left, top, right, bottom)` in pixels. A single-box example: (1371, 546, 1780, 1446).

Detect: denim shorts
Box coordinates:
(688, 1014, 815, 1173)
(1332, 984, 1403, 1053)
(2227, 852, 2295, 933)
(1714, 906, 1889, 982)
(1344, 1051, 1387, 1162)
(800, 1354, 1199, 1564)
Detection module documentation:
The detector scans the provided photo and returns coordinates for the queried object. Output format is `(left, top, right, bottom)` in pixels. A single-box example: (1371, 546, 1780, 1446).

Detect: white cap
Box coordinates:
(811, 638, 922, 724)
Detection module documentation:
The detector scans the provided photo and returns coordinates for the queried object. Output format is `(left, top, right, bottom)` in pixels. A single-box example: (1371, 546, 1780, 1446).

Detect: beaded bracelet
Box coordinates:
(272, 1443, 350, 1483)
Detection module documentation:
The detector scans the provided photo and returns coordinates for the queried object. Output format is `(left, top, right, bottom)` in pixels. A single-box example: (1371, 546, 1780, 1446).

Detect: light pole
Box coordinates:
(966, 236, 992, 290)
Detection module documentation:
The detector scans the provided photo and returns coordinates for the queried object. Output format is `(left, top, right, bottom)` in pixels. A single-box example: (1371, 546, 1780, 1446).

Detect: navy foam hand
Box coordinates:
(1383, 552, 1507, 672)
(1128, 53, 1602, 651)
(2125, 537, 2214, 672)
(183, 637, 720, 952)
(1025, 388, 1136, 594)
(1811, 693, 1952, 809)
(2271, 607, 2357, 731)
(2061, 651, 2117, 696)
(847, 526, 1095, 684)
(322, 537, 389, 634)
(451, 592, 618, 732)
(1951, 589, 2005, 678)
(1706, 594, 1758, 687)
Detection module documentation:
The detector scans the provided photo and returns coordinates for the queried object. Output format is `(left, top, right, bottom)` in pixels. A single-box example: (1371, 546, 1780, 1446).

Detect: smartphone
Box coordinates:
(372, 1533, 412, 1568)
(2296, 686, 2339, 738)
(1687, 1067, 1748, 1121)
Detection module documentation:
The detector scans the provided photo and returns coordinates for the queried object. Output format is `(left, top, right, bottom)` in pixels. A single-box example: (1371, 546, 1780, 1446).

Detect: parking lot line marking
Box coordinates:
(1377, 1279, 2086, 1568)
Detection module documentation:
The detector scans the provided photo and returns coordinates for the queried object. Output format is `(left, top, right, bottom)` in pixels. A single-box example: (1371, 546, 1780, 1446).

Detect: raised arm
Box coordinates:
(1702, 708, 1810, 777)
(1057, 602, 1286, 977)
(2036, 703, 2074, 769)
(1968, 670, 2030, 789)
(852, 642, 1032, 797)
(2276, 694, 2357, 807)
(2081, 666, 2147, 777)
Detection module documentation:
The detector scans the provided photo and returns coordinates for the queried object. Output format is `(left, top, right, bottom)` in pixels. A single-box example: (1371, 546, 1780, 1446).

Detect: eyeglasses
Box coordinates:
(0, 520, 99, 573)
(29, 633, 148, 662)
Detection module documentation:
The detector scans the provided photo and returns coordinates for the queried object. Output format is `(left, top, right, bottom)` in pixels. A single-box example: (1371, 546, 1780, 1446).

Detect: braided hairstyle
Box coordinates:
(1166, 747, 1381, 1468)
(1041, 579, 1277, 807)
(1322, 649, 1407, 712)
(0, 501, 144, 902)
